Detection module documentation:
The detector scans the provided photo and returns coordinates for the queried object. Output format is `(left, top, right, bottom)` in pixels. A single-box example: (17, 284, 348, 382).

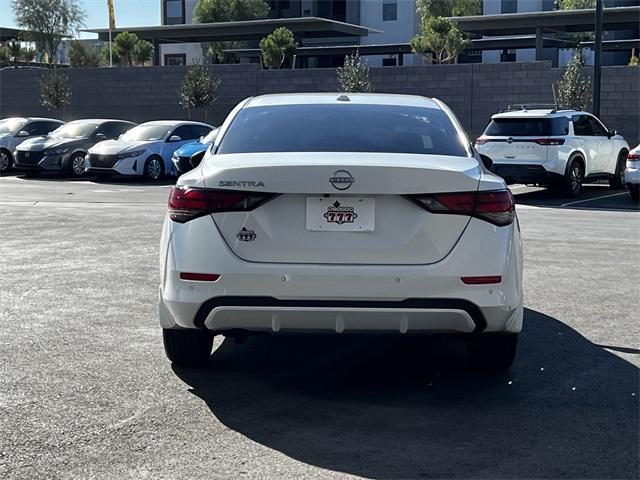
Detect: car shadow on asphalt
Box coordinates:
(513, 185, 639, 211)
(172, 308, 639, 479)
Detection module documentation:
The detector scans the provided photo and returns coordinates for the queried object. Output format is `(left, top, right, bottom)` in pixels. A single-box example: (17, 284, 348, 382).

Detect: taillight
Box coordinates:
(168, 186, 276, 223)
(406, 190, 515, 227)
(532, 138, 565, 146)
(627, 152, 640, 161)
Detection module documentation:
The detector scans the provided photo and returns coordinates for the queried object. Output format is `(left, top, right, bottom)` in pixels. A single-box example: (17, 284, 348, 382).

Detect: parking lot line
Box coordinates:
(560, 192, 629, 208)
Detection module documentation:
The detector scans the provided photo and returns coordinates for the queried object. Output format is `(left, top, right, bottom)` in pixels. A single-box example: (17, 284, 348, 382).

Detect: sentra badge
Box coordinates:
(324, 201, 358, 225)
(219, 180, 265, 187)
(329, 170, 354, 190)
(236, 227, 257, 242)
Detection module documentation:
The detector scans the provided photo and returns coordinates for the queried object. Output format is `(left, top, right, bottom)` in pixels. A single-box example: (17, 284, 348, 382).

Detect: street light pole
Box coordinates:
(593, 0, 603, 116)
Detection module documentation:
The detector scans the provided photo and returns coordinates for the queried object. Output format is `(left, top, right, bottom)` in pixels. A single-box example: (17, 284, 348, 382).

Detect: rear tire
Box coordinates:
(163, 329, 213, 367)
(630, 185, 640, 202)
(562, 158, 584, 197)
(468, 333, 518, 372)
(609, 151, 627, 189)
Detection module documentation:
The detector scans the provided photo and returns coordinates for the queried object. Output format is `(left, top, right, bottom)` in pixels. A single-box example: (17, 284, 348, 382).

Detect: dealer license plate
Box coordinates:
(305, 197, 375, 232)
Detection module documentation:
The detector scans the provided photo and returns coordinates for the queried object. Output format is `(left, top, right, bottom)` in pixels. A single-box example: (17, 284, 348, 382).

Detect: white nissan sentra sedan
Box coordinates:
(159, 93, 523, 371)
(85, 120, 213, 180)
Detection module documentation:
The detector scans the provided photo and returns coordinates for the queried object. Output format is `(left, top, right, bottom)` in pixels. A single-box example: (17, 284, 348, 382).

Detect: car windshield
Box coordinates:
(121, 124, 172, 141)
(218, 104, 469, 157)
(49, 122, 100, 139)
(0, 118, 28, 134)
(201, 128, 219, 145)
(484, 117, 569, 137)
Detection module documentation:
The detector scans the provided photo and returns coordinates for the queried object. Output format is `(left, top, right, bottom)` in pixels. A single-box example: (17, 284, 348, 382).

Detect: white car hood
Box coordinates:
(89, 139, 157, 155)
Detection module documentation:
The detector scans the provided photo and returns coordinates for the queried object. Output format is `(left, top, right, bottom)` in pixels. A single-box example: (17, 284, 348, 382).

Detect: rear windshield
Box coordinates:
(484, 117, 569, 137)
(218, 104, 469, 157)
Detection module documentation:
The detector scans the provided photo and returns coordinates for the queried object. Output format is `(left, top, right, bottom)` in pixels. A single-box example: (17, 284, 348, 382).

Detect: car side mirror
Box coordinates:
(95, 132, 106, 140)
(480, 154, 493, 171)
(168, 135, 182, 143)
(607, 128, 617, 138)
(16, 130, 30, 137)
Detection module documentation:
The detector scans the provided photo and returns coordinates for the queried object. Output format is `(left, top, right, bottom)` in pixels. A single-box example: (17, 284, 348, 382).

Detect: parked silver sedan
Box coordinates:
(0, 117, 64, 173)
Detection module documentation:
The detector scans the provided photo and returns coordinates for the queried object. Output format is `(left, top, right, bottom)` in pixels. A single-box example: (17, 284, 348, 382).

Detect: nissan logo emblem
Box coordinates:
(329, 170, 354, 190)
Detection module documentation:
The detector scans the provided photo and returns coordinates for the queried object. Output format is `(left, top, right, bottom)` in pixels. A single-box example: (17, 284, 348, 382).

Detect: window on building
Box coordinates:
(501, 0, 517, 14)
(164, 53, 187, 66)
(164, 0, 185, 25)
(382, 57, 397, 67)
(383, 0, 398, 21)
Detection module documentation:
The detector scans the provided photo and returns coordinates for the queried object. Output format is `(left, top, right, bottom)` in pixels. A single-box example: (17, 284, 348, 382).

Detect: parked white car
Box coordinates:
(625, 144, 640, 201)
(0, 117, 65, 172)
(476, 106, 630, 196)
(159, 93, 523, 371)
(85, 120, 213, 180)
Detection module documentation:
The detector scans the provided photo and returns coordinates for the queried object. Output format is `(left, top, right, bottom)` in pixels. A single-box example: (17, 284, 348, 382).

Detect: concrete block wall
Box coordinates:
(1, 62, 638, 144)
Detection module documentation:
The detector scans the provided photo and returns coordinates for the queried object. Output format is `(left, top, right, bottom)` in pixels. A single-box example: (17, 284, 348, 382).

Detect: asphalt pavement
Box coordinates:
(0, 172, 638, 479)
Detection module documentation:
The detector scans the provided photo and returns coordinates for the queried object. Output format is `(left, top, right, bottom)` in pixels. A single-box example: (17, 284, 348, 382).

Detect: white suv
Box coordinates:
(476, 106, 629, 196)
(159, 93, 523, 371)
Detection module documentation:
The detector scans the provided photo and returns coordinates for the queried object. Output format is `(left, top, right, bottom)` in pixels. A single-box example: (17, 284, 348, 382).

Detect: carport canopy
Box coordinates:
(449, 6, 640, 61)
(83, 17, 380, 65)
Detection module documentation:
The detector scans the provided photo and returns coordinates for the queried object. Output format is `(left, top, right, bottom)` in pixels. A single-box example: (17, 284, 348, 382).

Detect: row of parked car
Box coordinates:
(0, 107, 638, 200)
(0, 117, 218, 180)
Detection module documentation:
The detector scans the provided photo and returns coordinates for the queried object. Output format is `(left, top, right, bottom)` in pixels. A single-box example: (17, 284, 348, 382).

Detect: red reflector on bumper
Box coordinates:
(180, 273, 221, 282)
(461, 276, 502, 285)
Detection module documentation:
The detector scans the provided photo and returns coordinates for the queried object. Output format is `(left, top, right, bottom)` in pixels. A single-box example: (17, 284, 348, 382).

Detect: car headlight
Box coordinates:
(44, 146, 70, 156)
(117, 149, 145, 160)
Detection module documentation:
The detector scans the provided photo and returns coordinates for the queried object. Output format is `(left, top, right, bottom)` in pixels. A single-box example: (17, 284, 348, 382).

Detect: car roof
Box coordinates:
(492, 109, 583, 119)
(137, 120, 212, 127)
(245, 93, 441, 109)
(65, 119, 135, 124)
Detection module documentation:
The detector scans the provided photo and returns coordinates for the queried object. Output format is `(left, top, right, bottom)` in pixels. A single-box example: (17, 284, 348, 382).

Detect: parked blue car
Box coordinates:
(171, 127, 219, 174)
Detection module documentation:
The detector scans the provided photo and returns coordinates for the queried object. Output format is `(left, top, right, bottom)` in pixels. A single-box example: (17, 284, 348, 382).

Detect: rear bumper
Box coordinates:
(492, 164, 562, 185)
(625, 167, 640, 186)
(159, 215, 524, 335)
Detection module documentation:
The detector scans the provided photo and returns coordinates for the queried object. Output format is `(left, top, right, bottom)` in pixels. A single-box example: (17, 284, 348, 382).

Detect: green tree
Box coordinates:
(337, 51, 372, 93)
(113, 31, 139, 67)
(39, 70, 71, 116)
(21, 46, 36, 62)
(555, 49, 592, 110)
(6, 40, 22, 66)
(259, 27, 296, 69)
(411, 16, 470, 64)
(193, 0, 270, 23)
(0, 45, 11, 65)
(555, 0, 595, 9)
(102, 44, 121, 66)
(416, 0, 481, 19)
(134, 40, 154, 66)
(68, 40, 101, 67)
(11, 0, 85, 63)
(179, 61, 221, 121)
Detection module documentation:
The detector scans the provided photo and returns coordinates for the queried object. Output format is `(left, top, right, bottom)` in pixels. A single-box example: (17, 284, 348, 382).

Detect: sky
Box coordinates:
(0, 0, 161, 38)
